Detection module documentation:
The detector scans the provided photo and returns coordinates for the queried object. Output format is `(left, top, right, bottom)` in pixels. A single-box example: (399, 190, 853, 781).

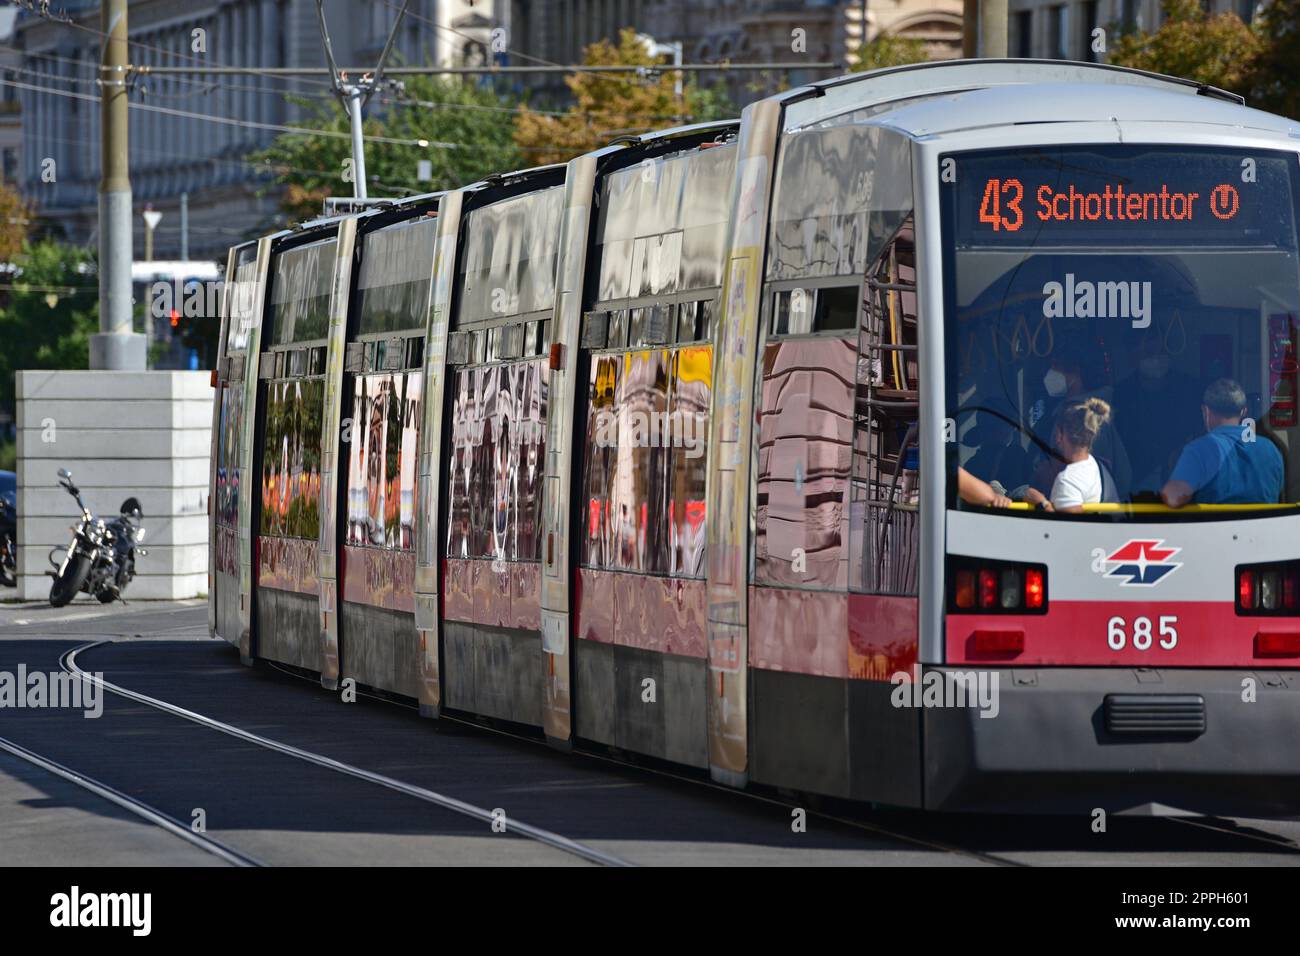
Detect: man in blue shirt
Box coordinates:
(1161, 378, 1284, 507)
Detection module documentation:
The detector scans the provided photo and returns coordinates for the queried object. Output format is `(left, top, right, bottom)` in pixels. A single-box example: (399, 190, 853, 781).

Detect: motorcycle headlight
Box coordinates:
(135, 527, 146, 543)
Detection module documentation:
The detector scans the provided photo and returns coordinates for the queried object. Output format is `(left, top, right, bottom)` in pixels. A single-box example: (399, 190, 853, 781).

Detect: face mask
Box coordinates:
(1139, 355, 1170, 380)
(1043, 369, 1068, 397)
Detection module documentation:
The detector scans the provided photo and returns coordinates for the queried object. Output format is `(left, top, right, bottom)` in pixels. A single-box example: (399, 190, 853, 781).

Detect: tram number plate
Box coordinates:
(1107, 615, 1178, 651)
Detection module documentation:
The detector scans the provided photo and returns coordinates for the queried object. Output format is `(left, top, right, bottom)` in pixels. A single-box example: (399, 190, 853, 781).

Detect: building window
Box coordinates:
(1238, 0, 1256, 22)
(1120, 0, 1138, 31)
(1049, 4, 1069, 59)
(1081, 1, 1099, 61)
(1015, 10, 1033, 58)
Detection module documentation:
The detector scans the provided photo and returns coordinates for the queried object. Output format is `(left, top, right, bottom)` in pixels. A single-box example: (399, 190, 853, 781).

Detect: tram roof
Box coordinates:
(854, 80, 1299, 141)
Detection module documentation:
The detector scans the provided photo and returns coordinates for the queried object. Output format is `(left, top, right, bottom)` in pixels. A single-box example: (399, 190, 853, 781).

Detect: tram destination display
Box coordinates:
(950, 146, 1298, 248)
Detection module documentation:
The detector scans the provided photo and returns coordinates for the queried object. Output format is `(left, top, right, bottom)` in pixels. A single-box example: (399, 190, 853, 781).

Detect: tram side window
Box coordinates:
(444, 358, 548, 563)
(753, 330, 857, 590)
(851, 217, 920, 595)
(259, 377, 325, 540)
(345, 371, 422, 551)
(581, 345, 711, 578)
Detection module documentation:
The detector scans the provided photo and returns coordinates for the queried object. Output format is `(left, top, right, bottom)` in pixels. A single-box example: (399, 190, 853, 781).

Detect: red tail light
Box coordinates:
(1255, 631, 1300, 657)
(1239, 569, 1256, 610)
(974, 629, 1025, 654)
(1237, 561, 1300, 616)
(954, 570, 975, 609)
(949, 558, 1048, 615)
(1024, 569, 1044, 609)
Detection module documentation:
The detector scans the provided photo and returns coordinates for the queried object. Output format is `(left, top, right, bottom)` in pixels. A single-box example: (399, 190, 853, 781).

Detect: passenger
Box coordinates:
(1113, 337, 1202, 493)
(957, 466, 1012, 508)
(1022, 398, 1112, 513)
(1160, 378, 1284, 507)
(1029, 352, 1132, 499)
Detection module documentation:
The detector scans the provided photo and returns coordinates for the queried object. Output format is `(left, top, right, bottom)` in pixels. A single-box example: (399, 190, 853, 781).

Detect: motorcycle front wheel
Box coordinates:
(49, 552, 91, 607)
(0, 538, 14, 588)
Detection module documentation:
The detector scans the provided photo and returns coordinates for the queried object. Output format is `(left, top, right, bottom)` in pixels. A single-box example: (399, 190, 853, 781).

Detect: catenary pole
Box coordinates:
(93, 0, 144, 369)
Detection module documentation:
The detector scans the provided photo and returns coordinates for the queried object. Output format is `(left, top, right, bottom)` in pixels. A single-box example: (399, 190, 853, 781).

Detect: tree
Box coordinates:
(849, 32, 931, 72)
(252, 75, 524, 222)
(0, 240, 98, 421)
(1108, 0, 1262, 96)
(513, 29, 732, 167)
(1249, 0, 1300, 120)
(0, 181, 31, 264)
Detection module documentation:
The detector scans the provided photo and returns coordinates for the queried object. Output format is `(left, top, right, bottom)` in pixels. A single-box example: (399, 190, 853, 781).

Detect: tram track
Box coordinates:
(262, 660, 1026, 867)
(267, 660, 1300, 866)
(0, 732, 262, 867)
(61, 642, 634, 868)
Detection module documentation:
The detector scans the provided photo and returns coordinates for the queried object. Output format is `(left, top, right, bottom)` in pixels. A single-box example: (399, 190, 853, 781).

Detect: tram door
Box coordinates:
(211, 243, 258, 643)
(440, 186, 560, 724)
(337, 215, 439, 697)
(252, 235, 336, 669)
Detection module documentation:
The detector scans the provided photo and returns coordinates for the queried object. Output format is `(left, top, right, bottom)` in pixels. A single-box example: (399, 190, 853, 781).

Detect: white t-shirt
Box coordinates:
(1050, 456, 1103, 510)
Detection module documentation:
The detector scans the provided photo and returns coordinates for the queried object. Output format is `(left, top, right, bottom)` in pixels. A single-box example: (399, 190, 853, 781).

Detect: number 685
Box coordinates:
(1107, 615, 1178, 651)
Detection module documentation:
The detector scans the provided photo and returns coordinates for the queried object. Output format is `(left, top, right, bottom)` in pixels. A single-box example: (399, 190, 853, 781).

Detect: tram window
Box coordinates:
(853, 216, 920, 594)
(678, 301, 699, 343)
(582, 354, 619, 567)
(405, 336, 425, 370)
(699, 300, 717, 342)
(345, 371, 421, 551)
(539, 320, 551, 354)
(772, 289, 813, 336)
(525, 320, 539, 356)
(754, 336, 856, 589)
(628, 308, 649, 347)
(472, 330, 487, 365)
(447, 332, 470, 366)
(259, 378, 325, 541)
(817, 287, 859, 332)
(668, 346, 711, 576)
(443, 360, 548, 562)
(582, 312, 608, 350)
(608, 309, 630, 349)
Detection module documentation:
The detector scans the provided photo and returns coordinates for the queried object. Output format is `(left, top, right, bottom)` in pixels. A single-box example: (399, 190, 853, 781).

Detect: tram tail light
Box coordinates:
(948, 558, 1048, 614)
(1254, 632, 1300, 658)
(1236, 560, 1300, 615)
(954, 570, 975, 609)
(1024, 569, 1044, 609)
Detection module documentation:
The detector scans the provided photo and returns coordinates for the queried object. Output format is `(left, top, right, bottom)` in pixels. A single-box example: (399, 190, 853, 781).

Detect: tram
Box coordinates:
(209, 60, 1300, 814)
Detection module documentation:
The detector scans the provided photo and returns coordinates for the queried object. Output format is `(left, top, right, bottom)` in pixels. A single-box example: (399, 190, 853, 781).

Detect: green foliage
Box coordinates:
(849, 33, 930, 73)
(514, 29, 736, 166)
(1108, 0, 1262, 95)
(1249, 0, 1300, 119)
(0, 441, 14, 472)
(252, 75, 524, 222)
(0, 240, 98, 420)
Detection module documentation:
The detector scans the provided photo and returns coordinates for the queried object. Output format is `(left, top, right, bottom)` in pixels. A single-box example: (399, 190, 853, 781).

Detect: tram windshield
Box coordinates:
(942, 145, 1300, 517)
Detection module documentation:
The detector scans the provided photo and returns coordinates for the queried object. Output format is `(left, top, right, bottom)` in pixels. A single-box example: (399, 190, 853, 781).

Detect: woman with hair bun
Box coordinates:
(1022, 397, 1112, 513)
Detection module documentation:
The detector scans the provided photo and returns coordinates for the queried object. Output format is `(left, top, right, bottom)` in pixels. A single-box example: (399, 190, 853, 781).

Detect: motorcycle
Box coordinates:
(0, 495, 15, 588)
(48, 468, 148, 607)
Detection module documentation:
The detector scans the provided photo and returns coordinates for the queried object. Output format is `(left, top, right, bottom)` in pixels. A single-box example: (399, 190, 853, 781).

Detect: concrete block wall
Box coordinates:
(15, 370, 213, 601)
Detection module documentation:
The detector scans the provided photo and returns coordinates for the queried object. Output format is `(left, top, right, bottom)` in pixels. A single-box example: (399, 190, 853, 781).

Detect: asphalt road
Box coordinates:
(1, 597, 1298, 866)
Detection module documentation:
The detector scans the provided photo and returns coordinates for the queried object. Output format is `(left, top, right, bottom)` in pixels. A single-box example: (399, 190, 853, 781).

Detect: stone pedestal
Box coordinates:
(15, 370, 213, 601)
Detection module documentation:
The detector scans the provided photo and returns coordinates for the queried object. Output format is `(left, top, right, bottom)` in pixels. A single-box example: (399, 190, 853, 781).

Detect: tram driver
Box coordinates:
(1159, 378, 1284, 508)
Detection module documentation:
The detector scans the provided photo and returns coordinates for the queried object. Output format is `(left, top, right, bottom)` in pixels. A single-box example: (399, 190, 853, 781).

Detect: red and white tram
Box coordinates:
(209, 60, 1300, 813)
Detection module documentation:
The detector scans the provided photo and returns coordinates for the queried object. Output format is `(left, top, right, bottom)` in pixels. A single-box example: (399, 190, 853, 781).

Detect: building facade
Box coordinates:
(10, 0, 486, 261)
(1007, 0, 1261, 60)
